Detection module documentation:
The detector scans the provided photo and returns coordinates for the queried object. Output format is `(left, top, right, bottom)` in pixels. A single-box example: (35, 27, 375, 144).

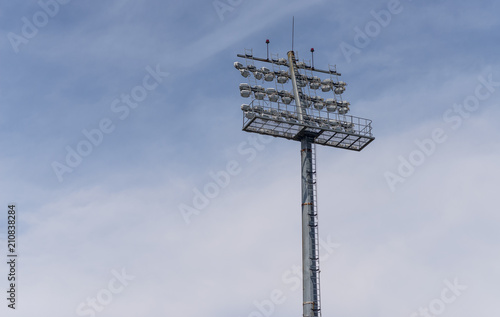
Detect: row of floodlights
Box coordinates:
(241, 104, 355, 133)
(234, 62, 346, 93)
(237, 56, 316, 69)
(239, 84, 350, 114)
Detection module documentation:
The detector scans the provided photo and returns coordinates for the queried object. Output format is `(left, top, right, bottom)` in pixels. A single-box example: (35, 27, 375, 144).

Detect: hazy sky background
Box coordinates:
(0, 0, 499, 316)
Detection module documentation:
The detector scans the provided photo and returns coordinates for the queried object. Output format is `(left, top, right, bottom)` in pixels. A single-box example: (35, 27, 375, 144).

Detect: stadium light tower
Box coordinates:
(234, 40, 374, 317)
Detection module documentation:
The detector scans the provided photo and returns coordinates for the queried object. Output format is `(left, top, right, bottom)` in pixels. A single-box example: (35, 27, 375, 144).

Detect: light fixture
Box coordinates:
(240, 90, 251, 98)
(241, 104, 251, 111)
(282, 96, 292, 104)
(253, 105, 263, 113)
(234, 61, 244, 69)
(245, 111, 256, 119)
(240, 69, 250, 78)
(325, 98, 337, 112)
(321, 84, 331, 92)
(314, 100, 324, 110)
(254, 72, 263, 80)
(296, 61, 306, 68)
(265, 87, 277, 95)
(239, 83, 250, 91)
(255, 92, 265, 100)
(277, 57, 287, 65)
(264, 72, 275, 81)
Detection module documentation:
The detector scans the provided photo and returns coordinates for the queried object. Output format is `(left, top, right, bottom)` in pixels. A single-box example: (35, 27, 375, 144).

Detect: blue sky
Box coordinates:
(0, 0, 499, 316)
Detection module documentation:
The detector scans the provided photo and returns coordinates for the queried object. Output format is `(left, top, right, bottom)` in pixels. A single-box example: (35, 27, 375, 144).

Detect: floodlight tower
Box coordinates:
(234, 41, 374, 317)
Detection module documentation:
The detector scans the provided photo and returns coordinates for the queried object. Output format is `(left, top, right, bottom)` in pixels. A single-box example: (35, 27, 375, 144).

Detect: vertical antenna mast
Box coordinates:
(292, 16, 295, 53)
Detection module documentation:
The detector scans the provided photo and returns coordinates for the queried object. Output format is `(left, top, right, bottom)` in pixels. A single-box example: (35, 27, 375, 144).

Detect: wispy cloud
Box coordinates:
(0, 0, 499, 316)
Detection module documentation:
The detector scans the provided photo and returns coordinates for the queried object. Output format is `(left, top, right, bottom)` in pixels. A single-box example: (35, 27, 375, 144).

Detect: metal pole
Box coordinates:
(311, 48, 315, 69)
(266, 39, 270, 60)
(288, 50, 321, 317)
(287, 51, 304, 122)
(301, 136, 320, 317)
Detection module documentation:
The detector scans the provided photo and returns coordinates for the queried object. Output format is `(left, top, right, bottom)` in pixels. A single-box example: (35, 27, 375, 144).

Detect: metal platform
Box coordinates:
(242, 100, 374, 151)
